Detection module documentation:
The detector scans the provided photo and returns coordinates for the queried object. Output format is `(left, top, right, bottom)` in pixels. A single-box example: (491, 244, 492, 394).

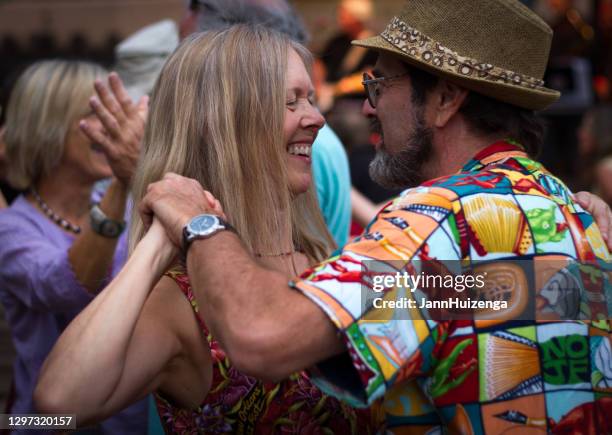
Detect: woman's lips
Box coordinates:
(288, 154, 311, 164)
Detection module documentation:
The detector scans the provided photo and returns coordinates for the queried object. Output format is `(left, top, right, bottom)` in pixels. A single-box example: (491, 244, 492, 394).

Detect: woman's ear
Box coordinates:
(430, 80, 469, 128)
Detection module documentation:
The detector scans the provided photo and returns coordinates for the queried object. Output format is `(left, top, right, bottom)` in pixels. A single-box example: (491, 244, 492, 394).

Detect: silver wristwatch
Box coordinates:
(90, 204, 126, 238)
(182, 214, 235, 260)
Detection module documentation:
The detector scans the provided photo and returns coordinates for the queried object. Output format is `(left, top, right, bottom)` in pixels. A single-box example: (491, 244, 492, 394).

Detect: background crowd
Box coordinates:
(2, 0, 612, 215)
(0, 0, 611, 433)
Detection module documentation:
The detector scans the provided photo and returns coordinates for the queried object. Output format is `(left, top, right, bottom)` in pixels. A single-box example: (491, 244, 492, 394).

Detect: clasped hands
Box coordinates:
(126, 173, 224, 274)
(139, 173, 225, 248)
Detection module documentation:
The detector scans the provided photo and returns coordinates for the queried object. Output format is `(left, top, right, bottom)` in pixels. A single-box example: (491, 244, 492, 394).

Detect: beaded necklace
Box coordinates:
(30, 188, 82, 234)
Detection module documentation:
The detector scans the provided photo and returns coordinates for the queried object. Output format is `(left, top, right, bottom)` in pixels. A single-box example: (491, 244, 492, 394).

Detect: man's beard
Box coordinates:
(368, 108, 434, 189)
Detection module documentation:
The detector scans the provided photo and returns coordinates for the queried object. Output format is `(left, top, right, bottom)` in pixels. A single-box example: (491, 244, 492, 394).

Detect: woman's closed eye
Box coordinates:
(286, 95, 317, 111)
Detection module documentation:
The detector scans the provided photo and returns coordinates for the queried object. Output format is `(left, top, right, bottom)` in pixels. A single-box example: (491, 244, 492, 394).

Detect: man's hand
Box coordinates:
(574, 191, 612, 250)
(139, 173, 224, 246)
(80, 72, 148, 187)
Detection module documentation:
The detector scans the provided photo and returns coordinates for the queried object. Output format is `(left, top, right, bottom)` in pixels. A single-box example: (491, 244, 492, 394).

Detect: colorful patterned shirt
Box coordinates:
(155, 270, 380, 434)
(293, 141, 612, 434)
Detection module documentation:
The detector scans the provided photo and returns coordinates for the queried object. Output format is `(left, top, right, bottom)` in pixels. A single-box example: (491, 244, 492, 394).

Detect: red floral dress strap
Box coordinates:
(165, 267, 211, 338)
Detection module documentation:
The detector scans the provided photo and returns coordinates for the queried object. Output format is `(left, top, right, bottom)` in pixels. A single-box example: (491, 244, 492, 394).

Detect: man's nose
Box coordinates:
(362, 98, 376, 117)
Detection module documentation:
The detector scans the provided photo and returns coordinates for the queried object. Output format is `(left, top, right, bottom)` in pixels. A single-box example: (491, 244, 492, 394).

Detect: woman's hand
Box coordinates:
(142, 218, 179, 276)
(204, 191, 226, 219)
(574, 191, 612, 250)
(80, 72, 148, 187)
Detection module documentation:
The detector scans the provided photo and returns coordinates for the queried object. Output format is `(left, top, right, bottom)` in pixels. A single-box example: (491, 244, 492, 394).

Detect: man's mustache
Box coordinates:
(369, 118, 382, 135)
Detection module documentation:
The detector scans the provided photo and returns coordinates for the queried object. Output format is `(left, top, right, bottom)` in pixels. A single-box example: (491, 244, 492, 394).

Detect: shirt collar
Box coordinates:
(461, 139, 528, 172)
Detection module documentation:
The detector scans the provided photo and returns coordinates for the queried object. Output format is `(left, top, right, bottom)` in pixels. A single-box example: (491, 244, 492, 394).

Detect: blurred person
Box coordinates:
(593, 0, 612, 99)
(133, 0, 612, 433)
(0, 60, 147, 434)
(537, 0, 594, 186)
(547, 0, 593, 59)
(595, 156, 612, 205)
(316, 0, 377, 113)
(180, 0, 307, 42)
(576, 103, 612, 190)
(1, 79, 26, 207)
(578, 104, 612, 206)
(319, 0, 376, 87)
(36, 26, 377, 434)
(114, 20, 179, 103)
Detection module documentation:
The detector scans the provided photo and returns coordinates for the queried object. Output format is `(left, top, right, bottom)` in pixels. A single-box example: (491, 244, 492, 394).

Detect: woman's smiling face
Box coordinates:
(283, 48, 325, 195)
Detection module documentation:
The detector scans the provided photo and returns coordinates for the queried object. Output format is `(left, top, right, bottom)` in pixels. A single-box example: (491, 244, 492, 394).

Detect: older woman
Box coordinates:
(0, 60, 147, 433)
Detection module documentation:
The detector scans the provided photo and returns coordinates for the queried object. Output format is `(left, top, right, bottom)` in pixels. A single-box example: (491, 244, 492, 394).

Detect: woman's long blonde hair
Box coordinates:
(130, 25, 335, 262)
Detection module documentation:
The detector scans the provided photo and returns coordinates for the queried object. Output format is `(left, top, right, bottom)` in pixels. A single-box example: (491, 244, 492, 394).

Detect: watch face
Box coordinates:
(188, 214, 219, 236)
(100, 220, 122, 238)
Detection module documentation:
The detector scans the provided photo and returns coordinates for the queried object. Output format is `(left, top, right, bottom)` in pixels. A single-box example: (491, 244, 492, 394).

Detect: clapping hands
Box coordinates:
(80, 72, 148, 187)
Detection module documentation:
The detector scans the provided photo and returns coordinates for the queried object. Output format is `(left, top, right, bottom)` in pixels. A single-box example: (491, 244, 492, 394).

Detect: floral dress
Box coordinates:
(154, 269, 379, 435)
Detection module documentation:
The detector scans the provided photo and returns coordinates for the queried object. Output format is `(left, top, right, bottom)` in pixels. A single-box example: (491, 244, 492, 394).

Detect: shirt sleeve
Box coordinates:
(291, 188, 460, 407)
(0, 220, 94, 313)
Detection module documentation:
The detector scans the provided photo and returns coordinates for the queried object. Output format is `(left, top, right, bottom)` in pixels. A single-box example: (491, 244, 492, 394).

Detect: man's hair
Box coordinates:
(4, 60, 106, 189)
(192, 0, 309, 44)
(405, 64, 546, 157)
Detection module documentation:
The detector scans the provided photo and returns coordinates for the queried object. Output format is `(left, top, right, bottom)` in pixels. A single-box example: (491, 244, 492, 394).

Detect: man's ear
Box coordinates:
(430, 80, 468, 128)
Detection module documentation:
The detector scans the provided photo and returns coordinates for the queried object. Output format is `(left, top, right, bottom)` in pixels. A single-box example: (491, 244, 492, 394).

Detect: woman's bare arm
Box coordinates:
(34, 221, 204, 426)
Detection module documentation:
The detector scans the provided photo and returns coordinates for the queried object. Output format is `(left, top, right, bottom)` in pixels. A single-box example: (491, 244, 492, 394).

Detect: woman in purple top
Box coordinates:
(0, 60, 147, 434)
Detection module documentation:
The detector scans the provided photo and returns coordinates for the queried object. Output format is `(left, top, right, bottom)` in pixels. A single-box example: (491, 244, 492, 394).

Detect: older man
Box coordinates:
(142, 0, 612, 433)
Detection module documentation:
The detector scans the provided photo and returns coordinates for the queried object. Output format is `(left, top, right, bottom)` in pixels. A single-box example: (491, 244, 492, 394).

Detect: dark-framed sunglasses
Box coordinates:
(362, 71, 410, 108)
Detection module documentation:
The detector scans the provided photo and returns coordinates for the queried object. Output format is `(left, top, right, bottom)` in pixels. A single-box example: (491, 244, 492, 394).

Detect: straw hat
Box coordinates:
(352, 0, 561, 110)
(115, 20, 179, 102)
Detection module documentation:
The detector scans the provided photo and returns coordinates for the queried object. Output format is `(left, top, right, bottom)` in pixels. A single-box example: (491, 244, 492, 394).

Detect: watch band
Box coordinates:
(90, 204, 126, 239)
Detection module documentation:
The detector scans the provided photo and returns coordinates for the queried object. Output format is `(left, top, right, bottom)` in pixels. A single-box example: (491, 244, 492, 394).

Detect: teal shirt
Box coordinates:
(312, 124, 351, 247)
